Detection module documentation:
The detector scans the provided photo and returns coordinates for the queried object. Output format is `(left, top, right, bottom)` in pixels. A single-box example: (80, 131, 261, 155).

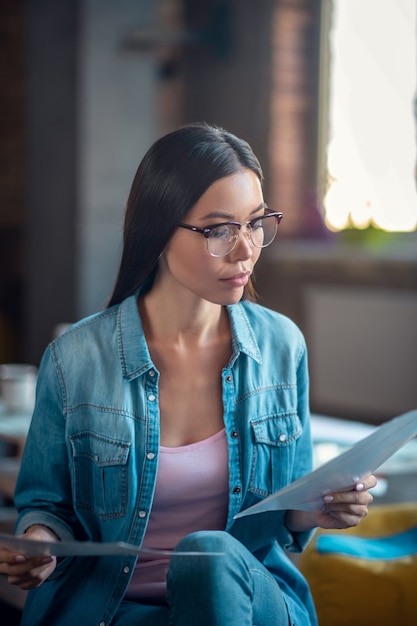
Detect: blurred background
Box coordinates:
(1, 0, 417, 425)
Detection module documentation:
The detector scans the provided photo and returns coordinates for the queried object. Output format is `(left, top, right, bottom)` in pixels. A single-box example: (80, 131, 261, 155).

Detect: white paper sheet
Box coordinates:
(0, 534, 223, 558)
(234, 409, 417, 518)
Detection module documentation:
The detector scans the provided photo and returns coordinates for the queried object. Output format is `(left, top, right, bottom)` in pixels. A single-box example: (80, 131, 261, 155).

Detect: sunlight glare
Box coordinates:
(324, 0, 417, 232)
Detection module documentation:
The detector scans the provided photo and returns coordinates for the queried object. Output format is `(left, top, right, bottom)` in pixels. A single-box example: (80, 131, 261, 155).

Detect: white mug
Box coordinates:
(0, 363, 38, 414)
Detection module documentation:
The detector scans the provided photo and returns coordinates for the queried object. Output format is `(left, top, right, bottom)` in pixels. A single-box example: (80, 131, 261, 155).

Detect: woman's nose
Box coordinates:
(230, 227, 253, 260)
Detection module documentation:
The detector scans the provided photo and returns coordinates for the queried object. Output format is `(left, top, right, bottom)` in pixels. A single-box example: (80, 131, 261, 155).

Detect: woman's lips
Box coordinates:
(220, 272, 250, 287)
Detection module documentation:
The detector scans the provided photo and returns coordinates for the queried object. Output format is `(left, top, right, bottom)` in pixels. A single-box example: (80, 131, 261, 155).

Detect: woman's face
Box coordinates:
(159, 168, 265, 306)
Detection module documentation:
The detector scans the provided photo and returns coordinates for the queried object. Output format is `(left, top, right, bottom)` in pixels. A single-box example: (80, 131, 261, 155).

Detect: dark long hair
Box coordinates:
(108, 122, 263, 307)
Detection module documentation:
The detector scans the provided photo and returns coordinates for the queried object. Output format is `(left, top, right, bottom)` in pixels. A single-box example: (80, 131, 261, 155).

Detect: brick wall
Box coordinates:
(269, 0, 321, 236)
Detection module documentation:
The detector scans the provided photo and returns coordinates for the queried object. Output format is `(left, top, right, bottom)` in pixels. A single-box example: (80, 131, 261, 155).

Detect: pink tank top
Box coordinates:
(125, 428, 229, 602)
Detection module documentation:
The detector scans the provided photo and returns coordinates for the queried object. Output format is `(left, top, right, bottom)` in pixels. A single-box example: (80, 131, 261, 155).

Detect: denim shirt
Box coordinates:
(15, 295, 318, 626)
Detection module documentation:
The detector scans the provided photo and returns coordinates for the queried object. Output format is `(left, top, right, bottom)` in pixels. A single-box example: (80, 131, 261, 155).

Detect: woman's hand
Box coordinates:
(285, 474, 377, 533)
(312, 474, 377, 530)
(0, 525, 58, 590)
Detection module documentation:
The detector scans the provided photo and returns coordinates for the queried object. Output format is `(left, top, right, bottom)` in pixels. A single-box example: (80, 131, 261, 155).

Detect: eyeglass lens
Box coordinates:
(207, 214, 279, 257)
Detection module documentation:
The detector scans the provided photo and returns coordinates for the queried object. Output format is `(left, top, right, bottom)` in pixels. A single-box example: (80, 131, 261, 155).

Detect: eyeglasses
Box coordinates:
(178, 210, 283, 257)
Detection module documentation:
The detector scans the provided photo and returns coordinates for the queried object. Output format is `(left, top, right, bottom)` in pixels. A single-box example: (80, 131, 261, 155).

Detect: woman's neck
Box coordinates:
(139, 286, 229, 347)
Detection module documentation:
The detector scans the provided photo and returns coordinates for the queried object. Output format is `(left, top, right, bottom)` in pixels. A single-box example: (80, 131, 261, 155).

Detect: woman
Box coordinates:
(0, 123, 375, 625)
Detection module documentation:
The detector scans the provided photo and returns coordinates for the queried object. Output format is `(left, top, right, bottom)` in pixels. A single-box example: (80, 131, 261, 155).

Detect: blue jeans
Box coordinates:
(112, 531, 290, 625)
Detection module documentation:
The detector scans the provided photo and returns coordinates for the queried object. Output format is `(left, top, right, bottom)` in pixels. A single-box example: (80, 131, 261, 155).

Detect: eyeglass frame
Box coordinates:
(178, 210, 283, 257)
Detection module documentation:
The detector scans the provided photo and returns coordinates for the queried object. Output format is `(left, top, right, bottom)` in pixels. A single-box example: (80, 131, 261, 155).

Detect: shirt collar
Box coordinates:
(227, 302, 262, 364)
(117, 294, 154, 380)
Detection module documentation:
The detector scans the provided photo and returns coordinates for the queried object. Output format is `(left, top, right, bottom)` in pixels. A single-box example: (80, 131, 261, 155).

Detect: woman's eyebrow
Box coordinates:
(201, 203, 266, 222)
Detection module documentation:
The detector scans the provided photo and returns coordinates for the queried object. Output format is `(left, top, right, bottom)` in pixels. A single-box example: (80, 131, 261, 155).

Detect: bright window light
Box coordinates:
(324, 0, 417, 232)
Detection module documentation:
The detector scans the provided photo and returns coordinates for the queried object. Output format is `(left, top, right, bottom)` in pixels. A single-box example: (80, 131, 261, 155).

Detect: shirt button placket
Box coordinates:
(143, 373, 157, 537)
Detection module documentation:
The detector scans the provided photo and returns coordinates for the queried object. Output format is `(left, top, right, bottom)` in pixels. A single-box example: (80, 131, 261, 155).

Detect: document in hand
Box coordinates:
(235, 409, 417, 519)
(0, 536, 223, 558)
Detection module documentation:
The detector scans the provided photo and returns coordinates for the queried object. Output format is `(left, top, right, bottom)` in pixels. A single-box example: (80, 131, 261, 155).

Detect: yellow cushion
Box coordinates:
(299, 503, 417, 626)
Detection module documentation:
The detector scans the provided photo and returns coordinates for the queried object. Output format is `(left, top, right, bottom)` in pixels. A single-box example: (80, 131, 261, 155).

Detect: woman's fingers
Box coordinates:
(324, 474, 377, 504)
(0, 553, 55, 589)
(314, 475, 377, 530)
(324, 488, 374, 507)
(355, 474, 378, 492)
(0, 527, 59, 589)
(9, 557, 56, 589)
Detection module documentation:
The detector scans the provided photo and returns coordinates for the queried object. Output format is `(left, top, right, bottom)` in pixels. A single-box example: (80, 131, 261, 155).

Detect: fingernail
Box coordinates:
(323, 495, 334, 503)
(355, 482, 364, 491)
(42, 556, 53, 564)
(15, 555, 26, 562)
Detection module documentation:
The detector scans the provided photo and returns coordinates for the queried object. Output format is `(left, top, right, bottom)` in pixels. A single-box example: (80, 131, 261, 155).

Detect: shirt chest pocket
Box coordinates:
(249, 414, 302, 497)
(70, 432, 131, 520)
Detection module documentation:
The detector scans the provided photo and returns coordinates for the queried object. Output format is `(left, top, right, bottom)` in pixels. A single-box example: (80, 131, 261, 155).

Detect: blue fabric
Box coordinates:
(111, 532, 290, 626)
(317, 527, 417, 560)
(15, 295, 317, 626)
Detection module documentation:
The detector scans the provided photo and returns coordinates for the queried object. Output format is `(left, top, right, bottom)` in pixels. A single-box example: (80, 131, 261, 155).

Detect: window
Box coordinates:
(319, 0, 417, 232)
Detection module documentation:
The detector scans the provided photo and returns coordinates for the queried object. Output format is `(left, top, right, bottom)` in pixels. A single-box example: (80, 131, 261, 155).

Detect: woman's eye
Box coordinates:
(251, 219, 263, 231)
(210, 226, 232, 240)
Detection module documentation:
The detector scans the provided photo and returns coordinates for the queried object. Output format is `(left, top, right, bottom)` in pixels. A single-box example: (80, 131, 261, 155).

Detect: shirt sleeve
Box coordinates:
(14, 343, 79, 542)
